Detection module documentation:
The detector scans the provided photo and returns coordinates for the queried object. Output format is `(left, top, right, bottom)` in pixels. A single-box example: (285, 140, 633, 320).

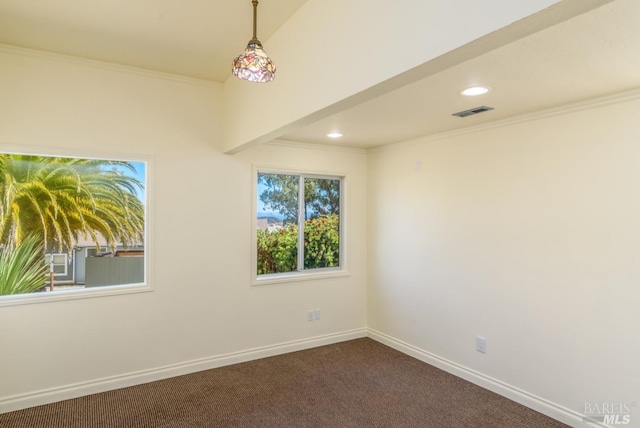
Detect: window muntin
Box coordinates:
(0, 152, 147, 302)
(257, 172, 342, 279)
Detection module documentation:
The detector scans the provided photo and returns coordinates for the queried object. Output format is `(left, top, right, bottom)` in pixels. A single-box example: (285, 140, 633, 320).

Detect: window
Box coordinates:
(45, 253, 68, 277)
(256, 171, 343, 280)
(0, 151, 147, 304)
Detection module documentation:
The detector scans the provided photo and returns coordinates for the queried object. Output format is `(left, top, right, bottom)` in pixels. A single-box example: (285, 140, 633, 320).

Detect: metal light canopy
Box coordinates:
(232, 0, 276, 83)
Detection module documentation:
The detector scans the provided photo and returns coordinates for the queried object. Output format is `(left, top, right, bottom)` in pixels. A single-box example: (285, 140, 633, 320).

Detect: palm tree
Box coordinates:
(0, 154, 144, 253)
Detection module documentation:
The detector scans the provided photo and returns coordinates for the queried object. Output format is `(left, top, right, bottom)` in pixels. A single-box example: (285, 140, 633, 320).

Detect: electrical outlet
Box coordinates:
(307, 310, 314, 321)
(314, 308, 321, 320)
(476, 336, 487, 353)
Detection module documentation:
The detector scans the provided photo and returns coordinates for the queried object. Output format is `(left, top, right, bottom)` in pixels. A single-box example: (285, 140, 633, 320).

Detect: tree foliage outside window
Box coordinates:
(0, 153, 145, 296)
(0, 234, 49, 295)
(257, 172, 341, 276)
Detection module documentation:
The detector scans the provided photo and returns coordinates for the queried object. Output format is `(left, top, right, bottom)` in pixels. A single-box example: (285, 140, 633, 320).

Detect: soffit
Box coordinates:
(278, 0, 640, 148)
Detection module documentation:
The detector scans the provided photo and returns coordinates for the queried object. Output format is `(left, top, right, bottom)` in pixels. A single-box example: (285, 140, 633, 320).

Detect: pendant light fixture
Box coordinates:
(232, 0, 276, 83)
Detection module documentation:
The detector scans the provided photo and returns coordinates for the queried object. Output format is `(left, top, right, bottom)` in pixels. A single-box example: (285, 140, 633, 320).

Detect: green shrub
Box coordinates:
(257, 223, 298, 275)
(304, 214, 339, 269)
(0, 235, 48, 295)
(257, 214, 339, 275)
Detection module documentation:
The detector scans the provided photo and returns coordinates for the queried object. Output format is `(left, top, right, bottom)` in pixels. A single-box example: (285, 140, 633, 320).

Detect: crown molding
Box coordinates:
(370, 87, 640, 154)
(0, 43, 222, 89)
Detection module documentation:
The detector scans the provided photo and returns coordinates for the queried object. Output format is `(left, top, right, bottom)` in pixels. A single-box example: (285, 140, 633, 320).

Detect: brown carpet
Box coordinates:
(0, 338, 567, 427)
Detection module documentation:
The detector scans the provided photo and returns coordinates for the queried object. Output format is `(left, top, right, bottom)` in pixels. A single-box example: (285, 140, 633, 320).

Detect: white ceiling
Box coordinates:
(0, 0, 309, 82)
(1, 0, 639, 150)
(280, 0, 640, 148)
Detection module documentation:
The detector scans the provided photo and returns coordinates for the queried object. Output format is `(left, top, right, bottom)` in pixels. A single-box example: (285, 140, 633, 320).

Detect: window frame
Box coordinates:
(252, 166, 348, 285)
(0, 146, 152, 307)
(45, 253, 68, 277)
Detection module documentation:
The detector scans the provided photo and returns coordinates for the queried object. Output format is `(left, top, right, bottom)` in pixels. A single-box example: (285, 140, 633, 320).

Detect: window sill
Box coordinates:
(0, 283, 152, 307)
(253, 269, 349, 286)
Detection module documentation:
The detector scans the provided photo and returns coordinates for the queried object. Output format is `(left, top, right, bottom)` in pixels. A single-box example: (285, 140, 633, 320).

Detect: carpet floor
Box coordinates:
(0, 338, 568, 427)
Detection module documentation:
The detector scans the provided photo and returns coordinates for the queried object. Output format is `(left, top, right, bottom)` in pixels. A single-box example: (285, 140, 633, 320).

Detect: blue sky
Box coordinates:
(257, 181, 267, 213)
(112, 161, 146, 202)
(257, 182, 285, 219)
(130, 161, 146, 201)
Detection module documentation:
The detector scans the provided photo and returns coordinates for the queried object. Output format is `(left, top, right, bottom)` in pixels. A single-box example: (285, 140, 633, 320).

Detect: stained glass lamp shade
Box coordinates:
(232, 1, 276, 83)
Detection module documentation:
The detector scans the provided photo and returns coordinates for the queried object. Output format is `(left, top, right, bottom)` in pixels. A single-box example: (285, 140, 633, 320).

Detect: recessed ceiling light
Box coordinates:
(460, 86, 491, 96)
(327, 132, 343, 139)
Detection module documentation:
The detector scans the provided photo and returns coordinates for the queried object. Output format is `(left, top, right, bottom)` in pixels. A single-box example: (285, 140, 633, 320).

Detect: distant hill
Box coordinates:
(257, 212, 284, 223)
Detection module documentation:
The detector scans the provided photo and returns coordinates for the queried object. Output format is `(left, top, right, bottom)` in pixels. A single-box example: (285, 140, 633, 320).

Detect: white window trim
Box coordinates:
(0, 282, 151, 307)
(252, 165, 348, 286)
(45, 253, 68, 277)
(0, 145, 153, 307)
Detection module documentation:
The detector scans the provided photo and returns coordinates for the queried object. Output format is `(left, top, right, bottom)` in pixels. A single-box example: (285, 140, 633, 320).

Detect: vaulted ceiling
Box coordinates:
(1, 0, 638, 149)
(0, 0, 308, 82)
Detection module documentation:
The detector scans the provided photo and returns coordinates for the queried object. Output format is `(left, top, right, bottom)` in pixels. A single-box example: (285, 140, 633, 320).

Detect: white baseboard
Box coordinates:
(367, 329, 608, 428)
(0, 328, 367, 414)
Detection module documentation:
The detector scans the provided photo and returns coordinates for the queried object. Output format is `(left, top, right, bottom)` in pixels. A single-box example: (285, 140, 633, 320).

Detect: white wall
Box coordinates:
(367, 95, 640, 424)
(2, 41, 638, 425)
(0, 48, 368, 410)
